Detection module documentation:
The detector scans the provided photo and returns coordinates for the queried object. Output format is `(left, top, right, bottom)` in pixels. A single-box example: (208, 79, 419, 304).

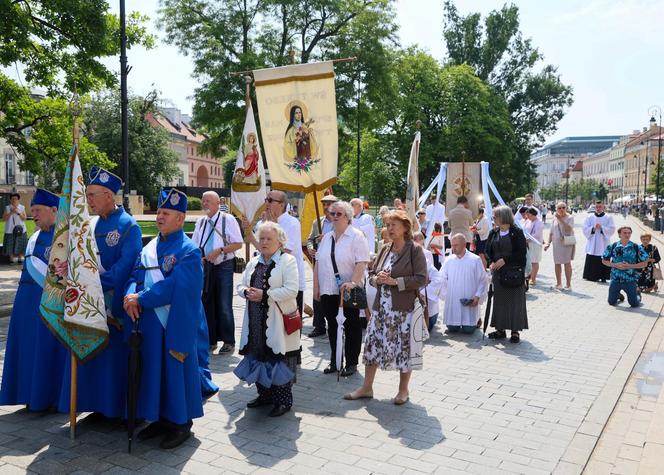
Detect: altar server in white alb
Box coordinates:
(582, 201, 616, 282)
(351, 198, 376, 255)
(440, 233, 489, 333)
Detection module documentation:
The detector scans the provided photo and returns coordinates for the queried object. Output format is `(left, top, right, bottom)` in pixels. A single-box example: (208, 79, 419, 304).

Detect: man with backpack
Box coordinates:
(602, 226, 649, 307)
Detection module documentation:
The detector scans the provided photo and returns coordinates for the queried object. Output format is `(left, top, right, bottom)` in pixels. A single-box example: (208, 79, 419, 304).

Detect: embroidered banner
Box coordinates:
(446, 162, 482, 216)
(230, 102, 266, 226)
(405, 131, 421, 228)
(253, 61, 338, 192)
(40, 146, 109, 363)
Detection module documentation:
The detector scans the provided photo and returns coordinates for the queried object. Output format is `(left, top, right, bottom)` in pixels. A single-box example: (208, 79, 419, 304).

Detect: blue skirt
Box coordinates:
(234, 354, 294, 388)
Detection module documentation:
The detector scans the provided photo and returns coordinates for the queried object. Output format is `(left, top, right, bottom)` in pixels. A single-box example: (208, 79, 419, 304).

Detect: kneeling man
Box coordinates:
(440, 233, 489, 333)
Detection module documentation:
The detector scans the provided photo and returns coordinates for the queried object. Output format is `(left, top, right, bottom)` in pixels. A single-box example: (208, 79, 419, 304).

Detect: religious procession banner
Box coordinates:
(40, 147, 109, 363)
(253, 61, 338, 192)
(230, 102, 266, 226)
(446, 162, 482, 216)
(405, 131, 421, 228)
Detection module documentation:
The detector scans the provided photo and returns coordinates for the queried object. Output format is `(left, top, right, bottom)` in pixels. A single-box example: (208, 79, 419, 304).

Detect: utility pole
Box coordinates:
(356, 66, 361, 198)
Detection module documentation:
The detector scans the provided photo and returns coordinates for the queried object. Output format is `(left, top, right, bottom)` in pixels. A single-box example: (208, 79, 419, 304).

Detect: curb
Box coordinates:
(0, 304, 13, 318)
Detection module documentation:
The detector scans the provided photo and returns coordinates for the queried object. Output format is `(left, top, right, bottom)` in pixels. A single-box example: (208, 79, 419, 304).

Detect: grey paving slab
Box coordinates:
(0, 211, 661, 474)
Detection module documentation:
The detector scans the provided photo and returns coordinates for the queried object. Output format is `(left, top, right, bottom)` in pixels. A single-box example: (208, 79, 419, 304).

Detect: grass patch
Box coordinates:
(0, 220, 37, 236)
(137, 221, 195, 236)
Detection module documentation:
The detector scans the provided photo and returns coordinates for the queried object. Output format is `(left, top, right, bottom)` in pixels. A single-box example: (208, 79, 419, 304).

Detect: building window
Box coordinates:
(178, 172, 184, 186)
(191, 163, 194, 172)
(25, 170, 35, 186)
(4, 153, 15, 185)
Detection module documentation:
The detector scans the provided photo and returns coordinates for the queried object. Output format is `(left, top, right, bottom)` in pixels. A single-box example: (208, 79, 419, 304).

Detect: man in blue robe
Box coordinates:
(58, 167, 142, 421)
(0, 189, 67, 411)
(124, 188, 205, 449)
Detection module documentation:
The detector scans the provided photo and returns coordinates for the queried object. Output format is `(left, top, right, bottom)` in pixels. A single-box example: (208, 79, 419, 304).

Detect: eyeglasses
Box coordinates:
(265, 197, 283, 204)
(557, 206, 566, 209)
(330, 212, 344, 218)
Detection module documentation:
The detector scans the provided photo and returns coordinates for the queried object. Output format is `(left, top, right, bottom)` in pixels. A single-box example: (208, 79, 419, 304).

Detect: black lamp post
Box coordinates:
(565, 155, 573, 205)
(636, 150, 641, 208)
(644, 138, 650, 206)
(649, 106, 662, 207)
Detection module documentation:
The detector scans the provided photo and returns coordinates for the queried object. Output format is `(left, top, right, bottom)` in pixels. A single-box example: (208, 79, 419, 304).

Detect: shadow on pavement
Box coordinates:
(365, 399, 445, 449)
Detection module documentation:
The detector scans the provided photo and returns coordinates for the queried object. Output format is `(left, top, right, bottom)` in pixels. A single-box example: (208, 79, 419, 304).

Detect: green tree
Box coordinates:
(0, 77, 111, 190)
(84, 91, 180, 205)
(158, 0, 397, 155)
(442, 1, 573, 191)
(1, 0, 155, 184)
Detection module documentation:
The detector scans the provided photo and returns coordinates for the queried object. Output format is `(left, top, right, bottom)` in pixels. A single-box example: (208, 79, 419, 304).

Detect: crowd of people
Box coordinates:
(1, 174, 660, 451)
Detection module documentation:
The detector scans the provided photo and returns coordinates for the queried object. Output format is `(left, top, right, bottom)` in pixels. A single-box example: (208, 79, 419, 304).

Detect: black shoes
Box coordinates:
(488, 330, 507, 340)
(323, 364, 337, 374)
(340, 365, 357, 377)
(268, 404, 291, 417)
(246, 397, 272, 408)
(159, 429, 191, 449)
(137, 422, 192, 449)
(137, 422, 168, 441)
(307, 328, 326, 338)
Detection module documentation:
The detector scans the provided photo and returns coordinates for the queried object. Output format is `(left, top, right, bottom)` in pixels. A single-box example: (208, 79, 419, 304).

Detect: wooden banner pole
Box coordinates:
(69, 353, 77, 439)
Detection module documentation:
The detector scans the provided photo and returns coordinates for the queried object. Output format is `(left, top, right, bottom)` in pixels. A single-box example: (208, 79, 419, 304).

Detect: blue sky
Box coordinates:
(10, 0, 664, 146)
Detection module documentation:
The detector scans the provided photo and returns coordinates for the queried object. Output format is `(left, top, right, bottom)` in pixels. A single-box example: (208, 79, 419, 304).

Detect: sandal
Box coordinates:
(393, 394, 409, 405)
(488, 330, 506, 340)
(510, 332, 520, 343)
(343, 390, 373, 401)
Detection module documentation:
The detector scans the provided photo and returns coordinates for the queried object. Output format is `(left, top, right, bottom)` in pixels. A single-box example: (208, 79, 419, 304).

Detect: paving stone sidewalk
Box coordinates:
(584, 215, 664, 475)
(0, 212, 662, 474)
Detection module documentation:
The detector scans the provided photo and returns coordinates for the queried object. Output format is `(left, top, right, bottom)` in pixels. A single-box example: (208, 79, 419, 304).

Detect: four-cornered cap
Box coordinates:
(31, 188, 60, 208)
(321, 195, 339, 203)
(158, 188, 188, 213)
(89, 166, 122, 194)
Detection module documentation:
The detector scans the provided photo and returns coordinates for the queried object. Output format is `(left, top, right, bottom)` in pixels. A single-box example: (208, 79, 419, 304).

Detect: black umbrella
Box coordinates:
(482, 283, 494, 339)
(127, 317, 142, 453)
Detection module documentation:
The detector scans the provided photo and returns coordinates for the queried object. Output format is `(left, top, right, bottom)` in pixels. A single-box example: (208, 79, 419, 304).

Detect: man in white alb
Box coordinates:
(350, 198, 375, 256)
(583, 200, 616, 282)
(425, 193, 446, 229)
(439, 233, 488, 333)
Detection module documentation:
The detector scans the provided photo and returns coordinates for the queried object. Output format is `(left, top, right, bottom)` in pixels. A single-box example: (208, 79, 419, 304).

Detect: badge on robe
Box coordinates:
(105, 230, 120, 247)
(162, 255, 177, 273)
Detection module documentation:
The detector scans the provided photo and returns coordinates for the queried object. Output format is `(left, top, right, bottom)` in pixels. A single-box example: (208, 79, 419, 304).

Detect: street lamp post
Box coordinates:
(649, 106, 662, 206)
(565, 155, 573, 205)
(636, 151, 641, 209)
(644, 138, 650, 206)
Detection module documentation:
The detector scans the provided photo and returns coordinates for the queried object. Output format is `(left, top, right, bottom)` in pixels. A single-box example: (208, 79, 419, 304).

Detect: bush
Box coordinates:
(187, 196, 202, 210)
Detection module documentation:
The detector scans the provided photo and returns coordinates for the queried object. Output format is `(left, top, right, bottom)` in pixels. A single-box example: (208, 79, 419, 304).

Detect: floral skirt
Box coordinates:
(362, 305, 412, 372)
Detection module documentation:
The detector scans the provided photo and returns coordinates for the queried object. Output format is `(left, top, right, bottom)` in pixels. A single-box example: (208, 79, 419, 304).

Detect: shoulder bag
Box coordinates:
(274, 301, 302, 335)
(498, 265, 525, 288)
(331, 236, 367, 309)
(219, 214, 246, 273)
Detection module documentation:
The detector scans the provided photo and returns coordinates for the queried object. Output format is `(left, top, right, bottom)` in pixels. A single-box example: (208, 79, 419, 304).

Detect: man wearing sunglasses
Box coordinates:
(602, 226, 648, 307)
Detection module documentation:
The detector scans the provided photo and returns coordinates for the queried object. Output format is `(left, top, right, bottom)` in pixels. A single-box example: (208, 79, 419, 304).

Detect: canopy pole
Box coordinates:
(229, 56, 358, 77)
(244, 75, 252, 263)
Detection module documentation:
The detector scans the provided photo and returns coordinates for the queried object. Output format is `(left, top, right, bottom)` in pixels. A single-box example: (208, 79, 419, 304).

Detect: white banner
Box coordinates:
(406, 131, 421, 227)
(231, 103, 266, 225)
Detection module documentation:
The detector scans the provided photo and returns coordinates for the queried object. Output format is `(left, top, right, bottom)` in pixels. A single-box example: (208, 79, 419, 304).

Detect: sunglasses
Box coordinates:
(557, 206, 566, 209)
(265, 197, 283, 204)
(330, 212, 345, 218)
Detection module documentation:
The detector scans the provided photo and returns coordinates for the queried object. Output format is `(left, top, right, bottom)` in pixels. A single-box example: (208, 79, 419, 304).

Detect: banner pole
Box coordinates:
(69, 353, 77, 439)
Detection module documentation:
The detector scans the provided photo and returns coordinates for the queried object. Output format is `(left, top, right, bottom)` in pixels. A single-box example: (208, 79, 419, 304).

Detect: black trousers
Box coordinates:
(312, 299, 326, 331)
(296, 291, 303, 316)
(320, 294, 362, 368)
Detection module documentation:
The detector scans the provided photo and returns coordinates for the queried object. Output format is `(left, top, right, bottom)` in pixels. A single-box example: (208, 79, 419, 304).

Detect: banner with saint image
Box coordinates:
(253, 61, 338, 192)
(230, 103, 266, 226)
(446, 162, 482, 216)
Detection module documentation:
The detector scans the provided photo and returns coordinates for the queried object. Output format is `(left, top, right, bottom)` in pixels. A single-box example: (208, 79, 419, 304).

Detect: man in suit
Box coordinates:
(447, 196, 474, 249)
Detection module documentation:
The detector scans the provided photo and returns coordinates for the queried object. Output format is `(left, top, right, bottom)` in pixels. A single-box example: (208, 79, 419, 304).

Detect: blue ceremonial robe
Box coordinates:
(0, 227, 67, 410)
(125, 229, 204, 425)
(59, 206, 142, 417)
(198, 313, 219, 398)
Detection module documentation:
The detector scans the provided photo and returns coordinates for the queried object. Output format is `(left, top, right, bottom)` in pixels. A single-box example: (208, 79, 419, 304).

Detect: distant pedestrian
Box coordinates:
(219, 197, 230, 213)
(428, 223, 446, 270)
(524, 207, 544, 285)
(544, 202, 575, 291)
(3, 193, 28, 263)
(485, 206, 528, 343)
(621, 205, 628, 220)
(601, 226, 648, 307)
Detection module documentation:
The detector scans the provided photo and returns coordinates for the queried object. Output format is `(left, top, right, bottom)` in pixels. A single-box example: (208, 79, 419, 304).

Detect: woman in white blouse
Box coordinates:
(3, 193, 28, 263)
(313, 201, 370, 377)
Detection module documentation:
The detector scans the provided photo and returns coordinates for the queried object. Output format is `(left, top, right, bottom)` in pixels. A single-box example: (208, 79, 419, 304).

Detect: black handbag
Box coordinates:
(331, 236, 368, 309)
(234, 256, 246, 274)
(498, 265, 524, 288)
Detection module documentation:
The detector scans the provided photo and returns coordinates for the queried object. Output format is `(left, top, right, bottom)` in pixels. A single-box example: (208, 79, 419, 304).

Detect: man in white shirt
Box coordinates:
(247, 190, 306, 314)
(192, 191, 243, 354)
(350, 198, 375, 255)
(583, 201, 616, 282)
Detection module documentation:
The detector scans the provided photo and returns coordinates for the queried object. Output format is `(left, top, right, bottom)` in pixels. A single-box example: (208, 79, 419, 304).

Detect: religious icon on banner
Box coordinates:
(452, 174, 471, 198)
(283, 101, 319, 173)
(232, 131, 262, 192)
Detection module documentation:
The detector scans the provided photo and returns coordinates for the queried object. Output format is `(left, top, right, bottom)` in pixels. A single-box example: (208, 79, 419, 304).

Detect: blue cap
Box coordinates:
(157, 188, 188, 213)
(88, 166, 122, 194)
(31, 188, 60, 208)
